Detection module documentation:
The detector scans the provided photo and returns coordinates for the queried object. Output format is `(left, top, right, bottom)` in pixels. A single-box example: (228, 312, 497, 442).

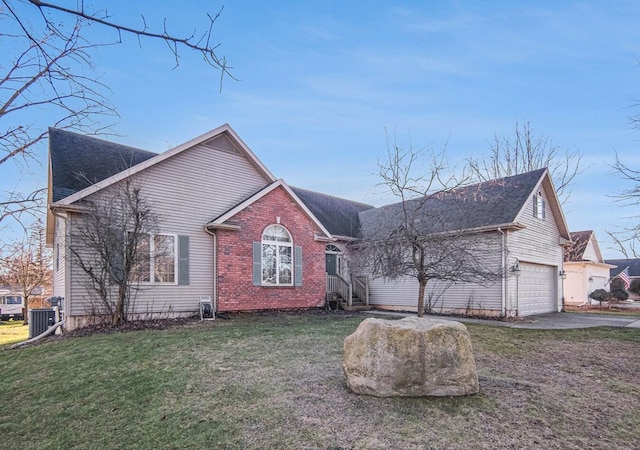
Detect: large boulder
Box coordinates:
(343, 317, 479, 397)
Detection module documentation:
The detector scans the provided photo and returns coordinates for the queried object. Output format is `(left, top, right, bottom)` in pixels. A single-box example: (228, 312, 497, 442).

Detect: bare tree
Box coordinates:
(0, 218, 52, 324)
(467, 121, 583, 203)
(67, 181, 157, 325)
(356, 134, 502, 316)
(607, 153, 640, 257)
(1, 0, 231, 225)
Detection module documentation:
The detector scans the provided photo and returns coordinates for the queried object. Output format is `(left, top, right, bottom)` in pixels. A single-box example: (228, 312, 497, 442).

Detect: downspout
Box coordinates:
(52, 208, 70, 327)
(578, 263, 590, 306)
(498, 227, 506, 317)
(204, 226, 218, 313)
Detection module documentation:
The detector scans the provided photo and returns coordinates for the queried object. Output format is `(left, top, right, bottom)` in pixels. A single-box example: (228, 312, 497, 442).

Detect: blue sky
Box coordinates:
(4, 0, 640, 257)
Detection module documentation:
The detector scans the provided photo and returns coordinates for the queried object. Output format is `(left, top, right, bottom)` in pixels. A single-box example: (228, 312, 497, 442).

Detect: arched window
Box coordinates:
(261, 224, 293, 285)
(326, 244, 341, 253)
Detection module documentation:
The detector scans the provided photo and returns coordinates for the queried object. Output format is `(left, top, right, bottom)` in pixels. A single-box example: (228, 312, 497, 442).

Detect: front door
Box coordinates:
(326, 253, 337, 276)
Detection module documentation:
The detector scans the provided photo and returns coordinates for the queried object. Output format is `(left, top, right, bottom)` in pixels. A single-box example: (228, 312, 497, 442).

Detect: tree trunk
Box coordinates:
(113, 283, 126, 325)
(22, 297, 29, 325)
(417, 278, 427, 317)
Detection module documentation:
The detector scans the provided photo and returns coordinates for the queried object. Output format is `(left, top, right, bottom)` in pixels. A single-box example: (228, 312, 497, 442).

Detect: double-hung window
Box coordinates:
(130, 233, 176, 283)
(533, 192, 546, 220)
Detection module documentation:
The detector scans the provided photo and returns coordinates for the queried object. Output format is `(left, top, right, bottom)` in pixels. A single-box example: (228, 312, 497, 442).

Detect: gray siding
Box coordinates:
(369, 232, 504, 314)
(53, 215, 66, 299)
(66, 139, 270, 320)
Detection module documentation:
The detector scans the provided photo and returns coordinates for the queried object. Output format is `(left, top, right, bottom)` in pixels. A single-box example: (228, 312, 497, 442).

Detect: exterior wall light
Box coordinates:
(559, 270, 567, 280)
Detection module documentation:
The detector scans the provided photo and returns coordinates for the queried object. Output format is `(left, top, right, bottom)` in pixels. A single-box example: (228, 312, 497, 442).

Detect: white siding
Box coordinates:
(368, 232, 504, 315)
(564, 262, 610, 306)
(66, 136, 271, 322)
(508, 185, 564, 315)
(368, 182, 566, 318)
(564, 262, 587, 306)
(369, 276, 420, 310)
(582, 240, 599, 262)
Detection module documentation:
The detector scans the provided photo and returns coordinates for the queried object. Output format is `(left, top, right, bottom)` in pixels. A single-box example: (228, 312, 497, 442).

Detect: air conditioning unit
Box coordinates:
(29, 308, 56, 338)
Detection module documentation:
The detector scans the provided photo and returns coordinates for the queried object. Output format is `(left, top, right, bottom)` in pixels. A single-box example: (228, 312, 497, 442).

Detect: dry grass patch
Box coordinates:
(0, 312, 639, 449)
(0, 320, 28, 346)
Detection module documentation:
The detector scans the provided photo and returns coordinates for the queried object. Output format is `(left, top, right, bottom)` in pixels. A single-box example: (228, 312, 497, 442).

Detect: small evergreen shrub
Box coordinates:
(629, 278, 640, 296)
(610, 278, 629, 301)
(589, 289, 611, 303)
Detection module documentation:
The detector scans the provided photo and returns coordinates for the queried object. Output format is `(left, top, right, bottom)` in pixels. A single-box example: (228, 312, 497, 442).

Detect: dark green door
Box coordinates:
(325, 253, 337, 276)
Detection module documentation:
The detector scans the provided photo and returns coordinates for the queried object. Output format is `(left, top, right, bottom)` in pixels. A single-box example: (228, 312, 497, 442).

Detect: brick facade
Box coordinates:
(216, 186, 327, 311)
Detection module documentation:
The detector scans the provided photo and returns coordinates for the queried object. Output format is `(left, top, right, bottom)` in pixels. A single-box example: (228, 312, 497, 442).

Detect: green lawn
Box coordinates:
(0, 320, 28, 346)
(1, 312, 639, 449)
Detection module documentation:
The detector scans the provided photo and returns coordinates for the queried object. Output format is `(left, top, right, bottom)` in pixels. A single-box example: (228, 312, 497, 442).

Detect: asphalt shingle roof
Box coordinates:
(564, 230, 594, 262)
(605, 259, 640, 278)
(49, 128, 157, 202)
(359, 169, 546, 238)
(49, 129, 551, 244)
(290, 187, 375, 238)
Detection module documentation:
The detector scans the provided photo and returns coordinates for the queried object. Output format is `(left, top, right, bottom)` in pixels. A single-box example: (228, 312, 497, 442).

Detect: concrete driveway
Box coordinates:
(368, 310, 640, 329)
(508, 312, 640, 329)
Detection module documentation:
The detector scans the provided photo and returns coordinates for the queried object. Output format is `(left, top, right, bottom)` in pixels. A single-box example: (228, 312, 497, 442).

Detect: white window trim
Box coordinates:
(261, 225, 294, 286)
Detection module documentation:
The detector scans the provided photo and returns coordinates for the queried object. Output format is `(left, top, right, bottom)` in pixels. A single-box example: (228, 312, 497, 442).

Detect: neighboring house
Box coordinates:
(47, 125, 572, 329)
(563, 231, 616, 306)
(0, 286, 49, 320)
(605, 259, 640, 300)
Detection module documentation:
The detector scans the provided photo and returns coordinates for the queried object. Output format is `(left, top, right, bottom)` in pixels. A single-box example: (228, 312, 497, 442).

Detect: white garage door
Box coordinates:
(518, 262, 558, 316)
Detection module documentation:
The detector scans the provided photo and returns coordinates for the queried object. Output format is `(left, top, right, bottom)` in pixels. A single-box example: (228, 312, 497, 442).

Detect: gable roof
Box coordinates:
(564, 230, 594, 262)
(290, 187, 375, 239)
(512, 168, 569, 240)
(50, 123, 276, 206)
(359, 168, 569, 238)
(605, 259, 640, 278)
(206, 180, 333, 240)
(49, 128, 157, 203)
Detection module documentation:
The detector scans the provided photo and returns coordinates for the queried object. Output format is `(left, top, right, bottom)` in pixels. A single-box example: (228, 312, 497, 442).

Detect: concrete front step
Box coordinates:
(339, 301, 372, 311)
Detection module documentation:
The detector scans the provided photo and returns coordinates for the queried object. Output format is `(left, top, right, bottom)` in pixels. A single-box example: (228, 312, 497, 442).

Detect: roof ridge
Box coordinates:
(290, 186, 376, 209)
(371, 168, 548, 211)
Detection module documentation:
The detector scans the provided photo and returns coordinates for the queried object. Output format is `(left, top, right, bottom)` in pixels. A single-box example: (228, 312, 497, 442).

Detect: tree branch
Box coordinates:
(28, 0, 235, 91)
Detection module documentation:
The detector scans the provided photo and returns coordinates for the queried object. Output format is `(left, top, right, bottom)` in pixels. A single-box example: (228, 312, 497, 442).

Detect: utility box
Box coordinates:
(29, 308, 56, 339)
(48, 296, 64, 308)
